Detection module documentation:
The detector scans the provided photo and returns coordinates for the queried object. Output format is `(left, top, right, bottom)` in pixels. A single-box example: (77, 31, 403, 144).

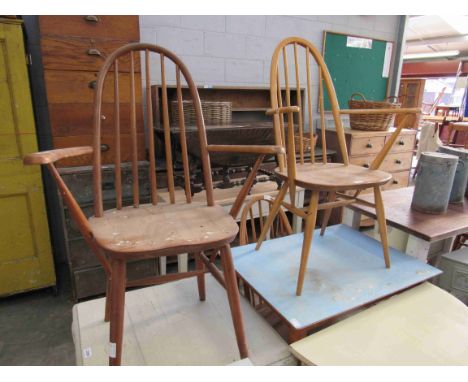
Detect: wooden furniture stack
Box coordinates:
(325, 127, 417, 192)
(38, 16, 145, 167)
(36, 16, 152, 300)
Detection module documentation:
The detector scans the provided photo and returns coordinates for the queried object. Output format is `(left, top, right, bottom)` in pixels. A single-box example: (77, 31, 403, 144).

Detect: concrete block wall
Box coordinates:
(139, 15, 400, 129)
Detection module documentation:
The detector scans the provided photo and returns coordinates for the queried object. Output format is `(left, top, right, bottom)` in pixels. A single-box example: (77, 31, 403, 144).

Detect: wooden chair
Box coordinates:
(255, 37, 421, 296)
(23, 43, 283, 365)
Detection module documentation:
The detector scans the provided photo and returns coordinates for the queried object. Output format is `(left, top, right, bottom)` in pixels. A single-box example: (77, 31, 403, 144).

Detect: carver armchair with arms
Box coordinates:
(255, 37, 421, 296)
(24, 43, 283, 365)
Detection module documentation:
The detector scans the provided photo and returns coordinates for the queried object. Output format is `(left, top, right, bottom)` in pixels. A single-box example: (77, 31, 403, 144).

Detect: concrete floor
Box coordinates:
(0, 264, 75, 365)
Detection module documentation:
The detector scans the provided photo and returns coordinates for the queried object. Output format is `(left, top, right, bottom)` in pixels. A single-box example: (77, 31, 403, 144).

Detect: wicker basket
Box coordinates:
(294, 134, 317, 154)
(348, 93, 400, 131)
(171, 100, 232, 126)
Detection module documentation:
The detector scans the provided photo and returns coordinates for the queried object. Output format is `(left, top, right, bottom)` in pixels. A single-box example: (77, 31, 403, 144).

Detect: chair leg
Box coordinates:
(373, 186, 391, 268)
(109, 258, 126, 366)
(255, 182, 289, 250)
(104, 273, 112, 322)
(296, 191, 320, 296)
(320, 191, 337, 236)
(220, 245, 249, 359)
(195, 252, 206, 301)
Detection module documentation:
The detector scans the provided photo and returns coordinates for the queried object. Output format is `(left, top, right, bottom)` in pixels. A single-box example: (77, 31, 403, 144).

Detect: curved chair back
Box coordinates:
(239, 195, 292, 245)
(269, 37, 350, 174)
(92, 43, 214, 217)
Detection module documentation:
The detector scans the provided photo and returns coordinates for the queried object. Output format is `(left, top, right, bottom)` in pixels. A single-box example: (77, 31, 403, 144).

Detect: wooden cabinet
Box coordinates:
(0, 19, 56, 296)
(38, 15, 145, 167)
(395, 78, 426, 128)
(325, 127, 417, 192)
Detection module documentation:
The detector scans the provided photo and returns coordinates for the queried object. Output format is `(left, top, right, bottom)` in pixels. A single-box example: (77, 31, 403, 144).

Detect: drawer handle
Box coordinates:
(363, 163, 370, 168)
(392, 179, 399, 184)
(84, 15, 99, 23)
(100, 144, 109, 152)
(89, 80, 97, 89)
(395, 159, 402, 164)
(366, 143, 373, 148)
(398, 140, 405, 146)
(87, 48, 102, 57)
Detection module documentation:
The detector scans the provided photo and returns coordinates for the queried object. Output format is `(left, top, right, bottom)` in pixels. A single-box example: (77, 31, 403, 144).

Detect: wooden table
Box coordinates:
(343, 186, 468, 264)
(290, 282, 468, 365)
(232, 224, 440, 343)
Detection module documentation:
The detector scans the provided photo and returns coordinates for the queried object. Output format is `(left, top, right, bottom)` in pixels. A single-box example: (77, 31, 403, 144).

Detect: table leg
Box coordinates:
(343, 208, 361, 230)
(292, 189, 305, 233)
(159, 257, 167, 276)
(405, 235, 431, 263)
(178, 253, 188, 273)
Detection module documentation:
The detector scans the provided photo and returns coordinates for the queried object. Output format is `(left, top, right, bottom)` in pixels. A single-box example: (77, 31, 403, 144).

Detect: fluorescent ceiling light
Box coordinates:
(403, 50, 460, 60)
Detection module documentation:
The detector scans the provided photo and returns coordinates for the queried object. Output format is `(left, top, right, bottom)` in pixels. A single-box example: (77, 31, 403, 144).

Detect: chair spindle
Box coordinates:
(130, 51, 139, 207)
(145, 50, 158, 205)
(114, 59, 122, 209)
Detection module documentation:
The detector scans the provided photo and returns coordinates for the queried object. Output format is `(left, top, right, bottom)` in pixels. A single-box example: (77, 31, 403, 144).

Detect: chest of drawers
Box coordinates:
(38, 15, 145, 167)
(325, 128, 417, 192)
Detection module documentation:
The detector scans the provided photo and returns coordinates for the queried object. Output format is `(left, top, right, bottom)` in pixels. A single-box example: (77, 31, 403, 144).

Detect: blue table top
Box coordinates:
(232, 224, 442, 330)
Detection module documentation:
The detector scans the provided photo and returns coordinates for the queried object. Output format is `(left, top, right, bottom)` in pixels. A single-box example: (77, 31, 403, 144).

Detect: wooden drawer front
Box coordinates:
(49, 103, 144, 137)
(350, 154, 376, 169)
(41, 37, 140, 72)
(350, 136, 385, 156)
(381, 152, 413, 172)
(53, 134, 146, 167)
(39, 16, 139, 41)
(383, 171, 410, 190)
(44, 70, 142, 104)
(73, 259, 158, 300)
(387, 133, 416, 153)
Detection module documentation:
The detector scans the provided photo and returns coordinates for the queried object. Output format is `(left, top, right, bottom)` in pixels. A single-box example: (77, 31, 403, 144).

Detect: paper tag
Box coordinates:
(346, 36, 372, 49)
(109, 342, 116, 358)
(382, 42, 393, 78)
(83, 347, 93, 359)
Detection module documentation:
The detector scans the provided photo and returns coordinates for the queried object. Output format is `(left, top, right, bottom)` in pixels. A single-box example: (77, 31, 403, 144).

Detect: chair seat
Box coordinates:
(276, 163, 392, 191)
(88, 203, 239, 257)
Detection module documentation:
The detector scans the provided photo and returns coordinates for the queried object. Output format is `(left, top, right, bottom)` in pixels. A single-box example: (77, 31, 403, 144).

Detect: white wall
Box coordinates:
(139, 15, 400, 129)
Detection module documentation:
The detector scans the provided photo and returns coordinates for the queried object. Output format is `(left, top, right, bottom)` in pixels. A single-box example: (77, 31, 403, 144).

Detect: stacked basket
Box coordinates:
(171, 100, 232, 126)
(348, 93, 400, 131)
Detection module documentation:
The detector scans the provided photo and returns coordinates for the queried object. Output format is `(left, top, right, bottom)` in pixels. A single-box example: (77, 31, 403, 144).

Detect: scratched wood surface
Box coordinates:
(290, 282, 468, 365)
(72, 275, 295, 365)
(232, 224, 441, 331)
(347, 186, 468, 242)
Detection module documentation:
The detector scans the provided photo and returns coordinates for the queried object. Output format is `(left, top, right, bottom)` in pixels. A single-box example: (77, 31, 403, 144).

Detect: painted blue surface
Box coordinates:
(232, 224, 441, 330)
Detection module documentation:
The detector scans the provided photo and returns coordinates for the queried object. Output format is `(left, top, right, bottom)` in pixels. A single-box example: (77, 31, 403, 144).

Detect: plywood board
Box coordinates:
(290, 282, 468, 365)
(72, 275, 295, 365)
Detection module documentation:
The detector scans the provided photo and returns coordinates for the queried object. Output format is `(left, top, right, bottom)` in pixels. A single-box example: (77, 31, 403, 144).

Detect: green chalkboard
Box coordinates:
(323, 31, 392, 110)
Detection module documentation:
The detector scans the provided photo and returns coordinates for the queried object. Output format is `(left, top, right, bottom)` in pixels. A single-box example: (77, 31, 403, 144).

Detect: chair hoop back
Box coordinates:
(92, 43, 214, 217)
(269, 37, 350, 173)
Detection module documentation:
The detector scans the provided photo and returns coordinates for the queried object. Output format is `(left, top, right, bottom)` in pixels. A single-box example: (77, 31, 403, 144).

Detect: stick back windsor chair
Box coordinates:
(24, 43, 283, 365)
(255, 37, 421, 296)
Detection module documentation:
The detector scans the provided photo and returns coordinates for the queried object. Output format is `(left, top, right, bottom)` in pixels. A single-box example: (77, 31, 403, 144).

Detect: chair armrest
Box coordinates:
(339, 107, 421, 115)
(266, 106, 301, 116)
(23, 146, 93, 165)
(207, 145, 285, 155)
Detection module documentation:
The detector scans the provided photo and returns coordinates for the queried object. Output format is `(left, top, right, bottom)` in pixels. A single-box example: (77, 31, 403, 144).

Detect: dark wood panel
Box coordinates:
(53, 134, 146, 167)
(41, 36, 140, 72)
(49, 103, 144, 136)
(39, 16, 140, 41)
(44, 70, 142, 104)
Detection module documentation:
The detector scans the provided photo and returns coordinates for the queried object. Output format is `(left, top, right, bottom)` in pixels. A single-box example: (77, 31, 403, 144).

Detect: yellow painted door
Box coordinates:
(0, 19, 56, 296)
